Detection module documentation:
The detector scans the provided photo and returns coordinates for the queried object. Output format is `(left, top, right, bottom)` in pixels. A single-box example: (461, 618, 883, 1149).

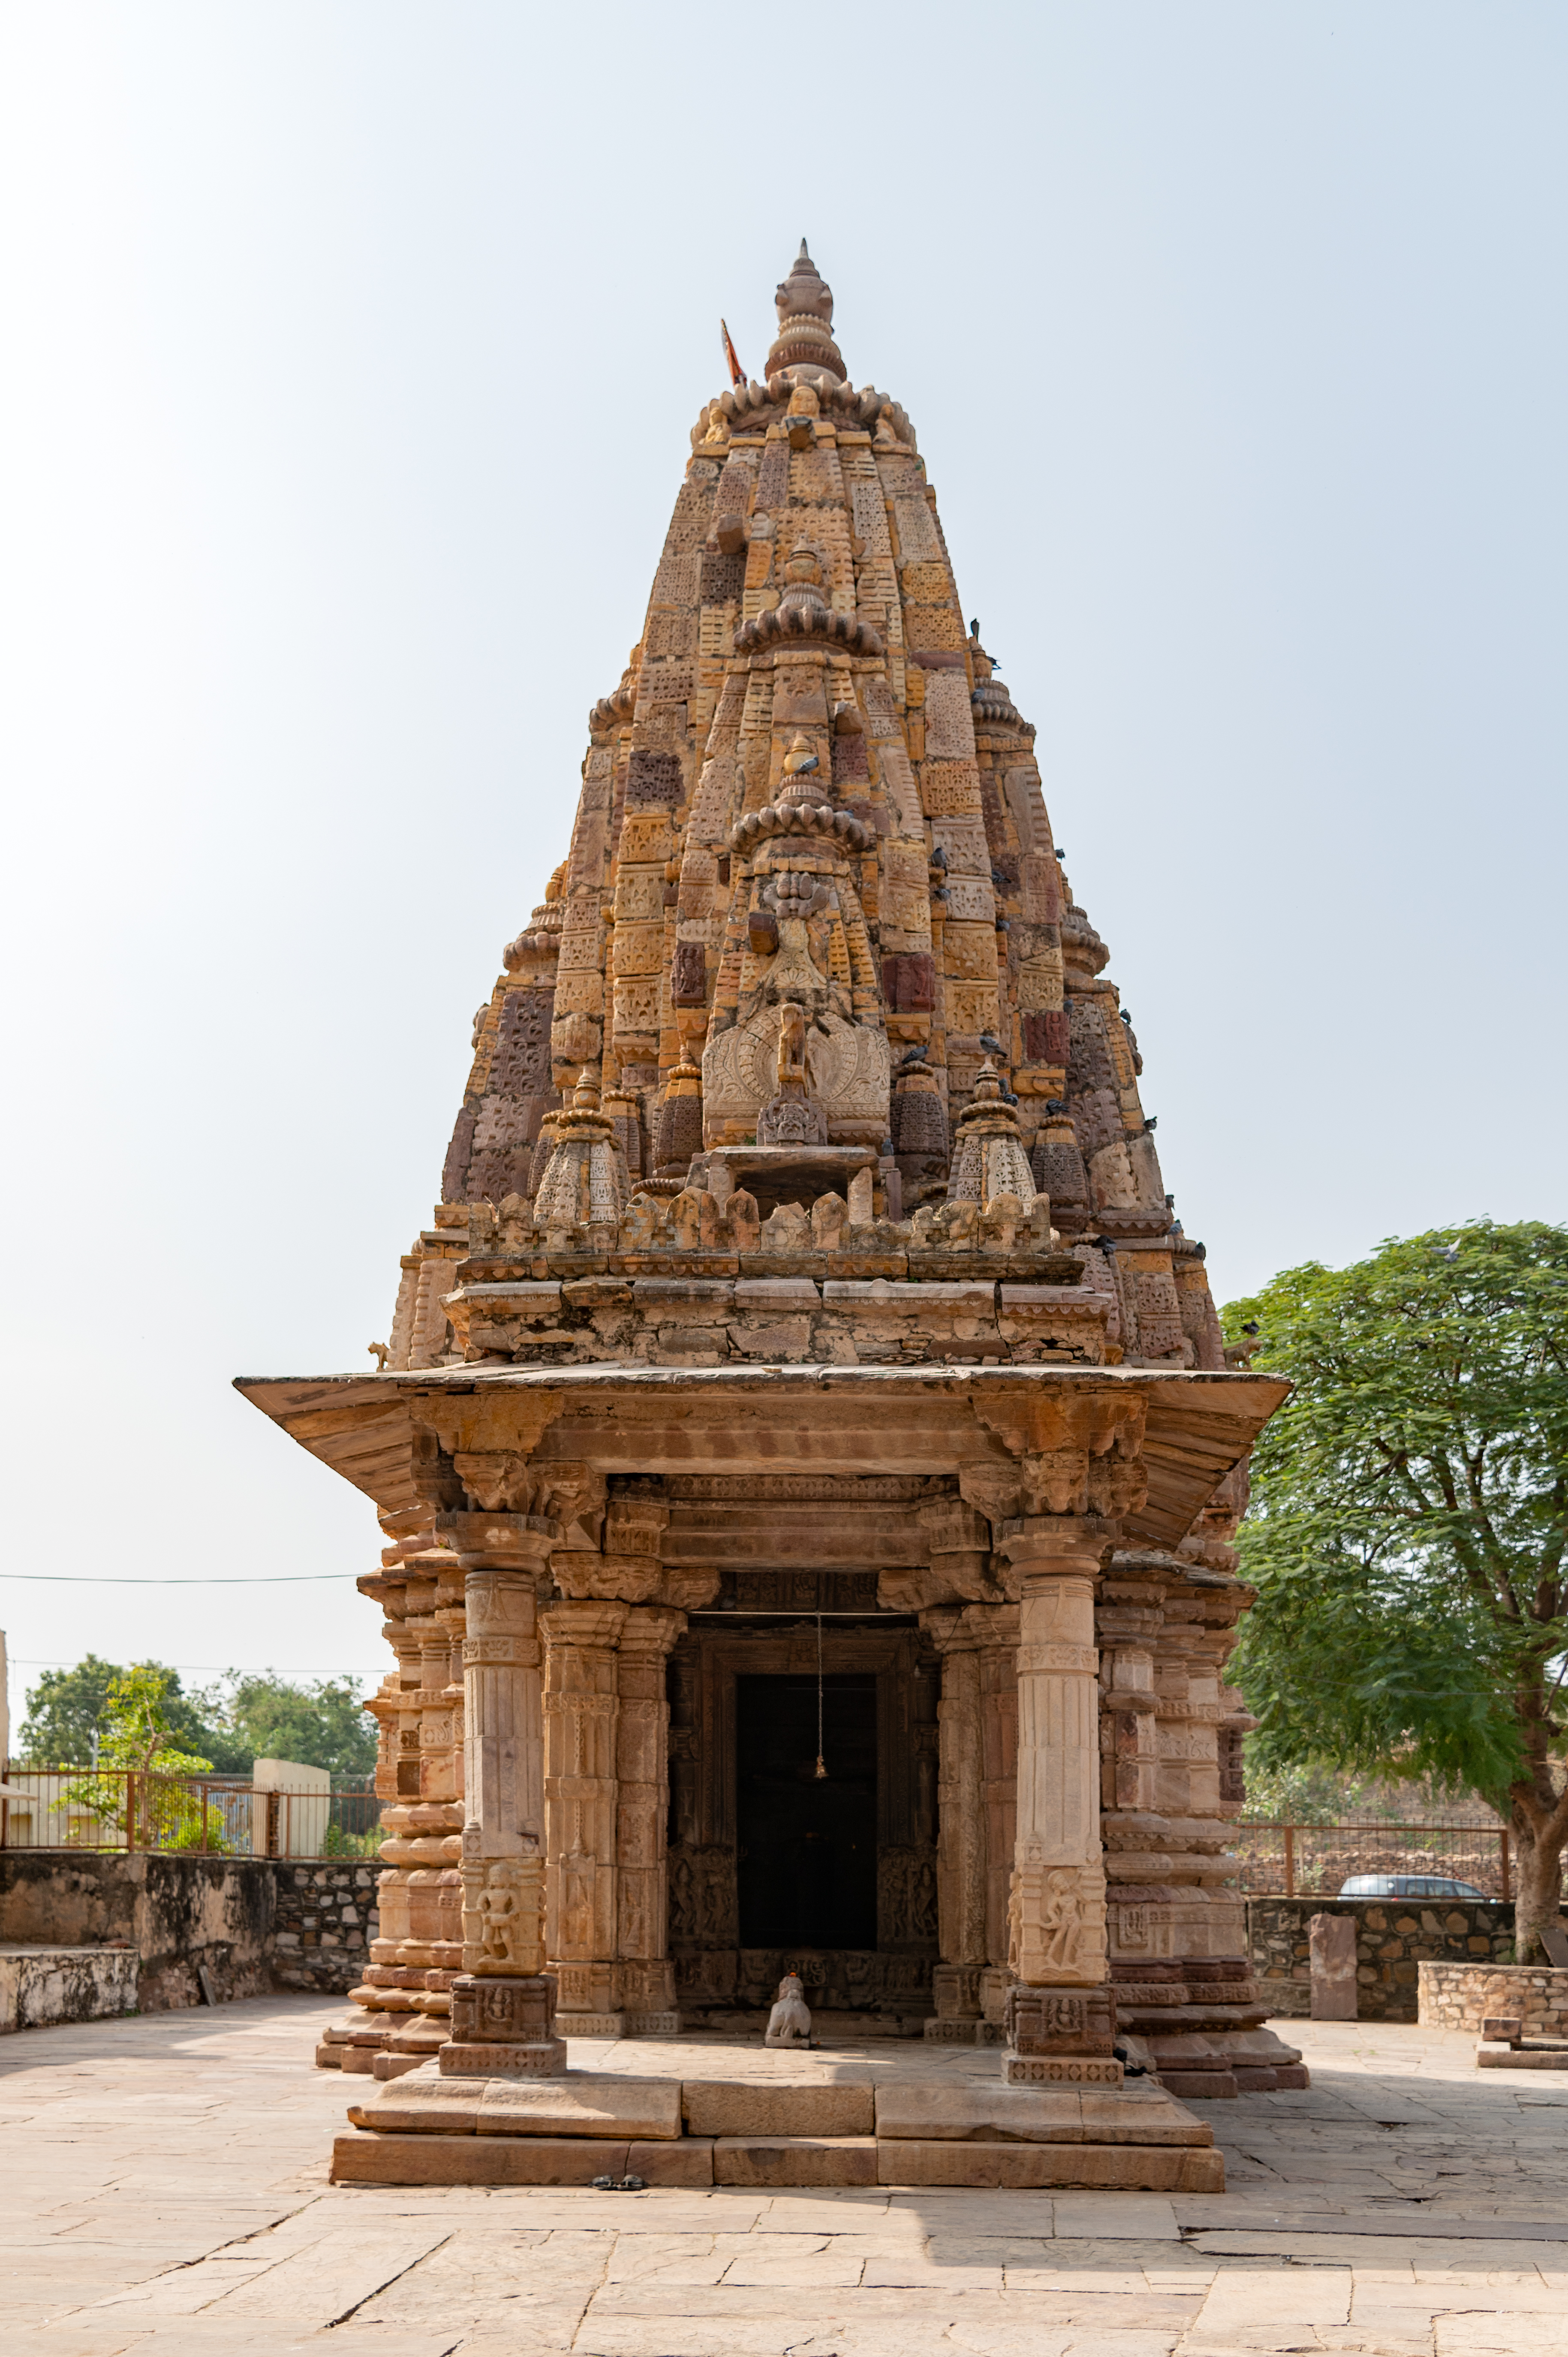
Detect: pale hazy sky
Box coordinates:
(2, 3, 1563, 1734)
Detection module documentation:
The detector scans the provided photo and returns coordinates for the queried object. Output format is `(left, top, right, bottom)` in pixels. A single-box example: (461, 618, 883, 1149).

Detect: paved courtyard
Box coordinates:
(1, 1995, 1565, 2356)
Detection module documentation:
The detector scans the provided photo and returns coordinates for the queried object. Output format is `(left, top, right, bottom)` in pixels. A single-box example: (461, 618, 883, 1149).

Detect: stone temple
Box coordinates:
(241, 244, 1303, 2190)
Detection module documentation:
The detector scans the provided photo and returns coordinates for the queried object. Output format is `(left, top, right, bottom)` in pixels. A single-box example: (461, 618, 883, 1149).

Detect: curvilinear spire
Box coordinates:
(239, 248, 1300, 2186)
(427, 244, 1223, 1371)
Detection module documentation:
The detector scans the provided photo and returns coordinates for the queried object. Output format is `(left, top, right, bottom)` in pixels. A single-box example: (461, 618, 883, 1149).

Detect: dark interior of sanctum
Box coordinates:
(668, 1587, 941, 2030)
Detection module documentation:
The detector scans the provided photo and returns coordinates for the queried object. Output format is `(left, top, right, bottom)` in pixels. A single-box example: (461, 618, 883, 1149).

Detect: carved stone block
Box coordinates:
(1021, 1010, 1070, 1063)
(1001, 2054, 1124, 2086)
(449, 1972, 558, 2046)
(460, 1858, 545, 1978)
(1006, 1984, 1117, 2056)
(439, 2037, 567, 2078)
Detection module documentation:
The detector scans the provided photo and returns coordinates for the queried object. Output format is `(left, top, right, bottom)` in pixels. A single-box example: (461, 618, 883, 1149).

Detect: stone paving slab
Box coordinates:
(2, 1996, 1567, 2355)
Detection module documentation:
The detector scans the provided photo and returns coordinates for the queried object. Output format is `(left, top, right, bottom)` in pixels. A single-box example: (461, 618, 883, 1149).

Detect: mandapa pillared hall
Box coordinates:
(240, 245, 1302, 2190)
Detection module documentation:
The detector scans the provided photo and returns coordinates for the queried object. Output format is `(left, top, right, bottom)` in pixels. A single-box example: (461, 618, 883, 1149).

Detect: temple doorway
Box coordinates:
(667, 1617, 939, 2022)
(735, 1673, 877, 1951)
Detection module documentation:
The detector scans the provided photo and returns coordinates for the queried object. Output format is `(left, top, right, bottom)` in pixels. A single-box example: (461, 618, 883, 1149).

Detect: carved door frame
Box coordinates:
(667, 1619, 939, 2010)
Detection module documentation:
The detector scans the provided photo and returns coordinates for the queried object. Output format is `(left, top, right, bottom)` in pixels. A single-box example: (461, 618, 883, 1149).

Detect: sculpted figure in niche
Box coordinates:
(757, 999, 826, 1145)
(704, 885, 888, 1146)
(460, 1857, 543, 1978)
(478, 1877, 521, 1965)
(704, 729, 890, 1143)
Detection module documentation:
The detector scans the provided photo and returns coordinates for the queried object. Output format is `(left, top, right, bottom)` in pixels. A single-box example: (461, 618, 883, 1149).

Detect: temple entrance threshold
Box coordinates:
(736, 1673, 878, 1952)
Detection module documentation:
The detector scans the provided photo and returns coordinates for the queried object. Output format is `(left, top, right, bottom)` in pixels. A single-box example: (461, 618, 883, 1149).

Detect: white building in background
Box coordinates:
(252, 1758, 331, 1856)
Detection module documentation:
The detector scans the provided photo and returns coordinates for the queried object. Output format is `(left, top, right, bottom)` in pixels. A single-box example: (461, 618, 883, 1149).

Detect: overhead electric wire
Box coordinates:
(0, 1572, 359, 1584)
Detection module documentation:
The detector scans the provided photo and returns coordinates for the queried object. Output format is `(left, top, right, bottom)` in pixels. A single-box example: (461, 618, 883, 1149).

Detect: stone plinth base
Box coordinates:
(1002, 2054, 1123, 2086)
(878, 2140, 1222, 2190)
(335, 2049, 1222, 2190)
(439, 2037, 566, 2077)
(924, 2016, 1008, 2045)
(557, 2011, 626, 2038)
(372, 2052, 426, 2081)
(332, 2132, 705, 2187)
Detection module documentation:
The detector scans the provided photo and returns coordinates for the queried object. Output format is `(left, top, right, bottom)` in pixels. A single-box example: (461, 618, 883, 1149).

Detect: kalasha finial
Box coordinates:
(765, 241, 845, 384)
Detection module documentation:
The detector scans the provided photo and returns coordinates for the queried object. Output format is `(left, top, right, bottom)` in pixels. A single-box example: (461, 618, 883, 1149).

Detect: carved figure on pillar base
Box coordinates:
(1007, 1859, 1108, 1987)
(460, 1857, 546, 1978)
(1002, 1982, 1122, 2083)
(442, 1859, 565, 2077)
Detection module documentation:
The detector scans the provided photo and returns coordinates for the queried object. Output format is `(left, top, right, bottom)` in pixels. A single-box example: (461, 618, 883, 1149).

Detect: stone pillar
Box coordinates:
(923, 1601, 1020, 2041)
(614, 1605, 686, 2032)
(921, 1607, 985, 2035)
(977, 1604, 1020, 2025)
(542, 1599, 628, 2035)
(461, 1567, 546, 1869)
(996, 1515, 1117, 2082)
(1000, 1518, 1106, 1988)
(439, 1509, 564, 2079)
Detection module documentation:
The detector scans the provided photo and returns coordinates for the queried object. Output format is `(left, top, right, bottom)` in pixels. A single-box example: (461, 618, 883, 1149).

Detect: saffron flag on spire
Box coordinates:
(720, 318, 745, 388)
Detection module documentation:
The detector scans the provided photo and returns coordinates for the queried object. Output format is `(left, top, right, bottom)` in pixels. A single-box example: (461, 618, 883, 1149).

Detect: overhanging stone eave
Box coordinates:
(234, 1364, 1288, 1545)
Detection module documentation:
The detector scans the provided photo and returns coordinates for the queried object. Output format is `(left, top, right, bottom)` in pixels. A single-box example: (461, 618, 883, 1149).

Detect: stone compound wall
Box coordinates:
(271, 1863, 380, 1994)
(0, 1851, 276, 2011)
(1418, 1961, 1568, 2037)
(1247, 1897, 1516, 2022)
(0, 1852, 376, 2011)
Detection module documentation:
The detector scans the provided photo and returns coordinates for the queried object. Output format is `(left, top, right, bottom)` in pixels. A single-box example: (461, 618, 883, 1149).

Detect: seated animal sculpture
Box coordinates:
(764, 1970, 813, 2048)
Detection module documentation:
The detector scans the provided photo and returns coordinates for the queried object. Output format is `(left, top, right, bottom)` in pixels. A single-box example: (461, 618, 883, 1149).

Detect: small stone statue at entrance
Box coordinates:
(764, 1970, 813, 2048)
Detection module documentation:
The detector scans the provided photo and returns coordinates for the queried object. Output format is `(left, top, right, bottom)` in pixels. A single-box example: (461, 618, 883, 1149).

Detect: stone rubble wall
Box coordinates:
(1418, 1960, 1568, 2036)
(0, 1851, 375, 2011)
(270, 1863, 381, 1994)
(1247, 1896, 1516, 2021)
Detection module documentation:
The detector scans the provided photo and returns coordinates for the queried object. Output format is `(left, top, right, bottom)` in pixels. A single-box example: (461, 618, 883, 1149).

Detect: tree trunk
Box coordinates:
(1510, 1803, 1567, 1962)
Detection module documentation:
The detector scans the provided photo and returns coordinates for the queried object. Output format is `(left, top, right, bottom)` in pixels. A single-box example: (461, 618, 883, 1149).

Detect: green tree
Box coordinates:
(63, 1665, 222, 1851)
(1225, 1220, 1568, 1959)
(19, 1656, 247, 1771)
(198, 1673, 377, 1779)
(93, 1664, 214, 1779)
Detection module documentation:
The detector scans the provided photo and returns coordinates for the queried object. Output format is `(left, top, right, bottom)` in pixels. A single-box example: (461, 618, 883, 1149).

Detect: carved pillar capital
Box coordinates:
(970, 1385, 1149, 1525)
(994, 1514, 1111, 1584)
(437, 1510, 559, 1571)
(604, 1491, 671, 1558)
(540, 1597, 630, 1650)
(616, 1604, 687, 1659)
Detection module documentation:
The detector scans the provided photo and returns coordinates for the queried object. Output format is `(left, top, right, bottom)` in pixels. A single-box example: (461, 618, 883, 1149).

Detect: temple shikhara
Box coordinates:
(241, 245, 1303, 2191)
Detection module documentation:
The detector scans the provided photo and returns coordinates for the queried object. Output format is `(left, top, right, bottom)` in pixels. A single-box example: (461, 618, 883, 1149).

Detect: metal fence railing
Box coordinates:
(1234, 1821, 1512, 1901)
(0, 1769, 382, 1859)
